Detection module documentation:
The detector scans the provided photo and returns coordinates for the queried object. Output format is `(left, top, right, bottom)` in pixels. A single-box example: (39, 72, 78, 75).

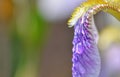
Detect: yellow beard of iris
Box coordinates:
(68, 0, 120, 27)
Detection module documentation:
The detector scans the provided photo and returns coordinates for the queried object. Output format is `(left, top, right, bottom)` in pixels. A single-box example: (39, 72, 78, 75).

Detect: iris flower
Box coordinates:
(68, 0, 120, 77)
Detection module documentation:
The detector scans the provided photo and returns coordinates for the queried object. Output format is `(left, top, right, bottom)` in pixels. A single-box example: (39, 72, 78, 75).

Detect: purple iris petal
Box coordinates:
(72, 15, 101, 77)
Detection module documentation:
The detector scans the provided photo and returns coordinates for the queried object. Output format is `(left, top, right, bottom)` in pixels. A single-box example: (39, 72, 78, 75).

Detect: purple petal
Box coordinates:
(72, 15, 101, 77)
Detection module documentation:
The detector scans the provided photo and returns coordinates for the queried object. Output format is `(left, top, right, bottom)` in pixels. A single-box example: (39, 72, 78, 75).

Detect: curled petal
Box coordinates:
(69, 1, 120, 77)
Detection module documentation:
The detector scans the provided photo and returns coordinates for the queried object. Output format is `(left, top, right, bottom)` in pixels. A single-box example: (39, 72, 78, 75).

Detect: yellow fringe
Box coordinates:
(68, 0, 120, 27)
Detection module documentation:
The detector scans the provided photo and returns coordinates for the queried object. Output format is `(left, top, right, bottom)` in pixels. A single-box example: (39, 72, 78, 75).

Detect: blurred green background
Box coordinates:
(0, 0, 74, 77)
(0, 0, 120, 77)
